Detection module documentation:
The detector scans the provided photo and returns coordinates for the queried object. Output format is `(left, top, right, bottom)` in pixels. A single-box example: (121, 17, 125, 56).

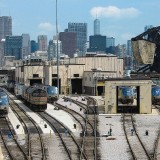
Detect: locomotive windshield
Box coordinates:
(0, 93, 9, 105)
(47, 86, 58, 94)
(32, 89, 47, 97)
(122, 87, 134, 96)
(152, 87, 160, 96)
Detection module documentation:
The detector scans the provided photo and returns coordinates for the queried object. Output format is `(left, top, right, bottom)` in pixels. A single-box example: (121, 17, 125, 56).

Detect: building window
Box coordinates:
(33, 74, 39, 78)
(74, 74, 79, 77)
(52, 74, 57, 77)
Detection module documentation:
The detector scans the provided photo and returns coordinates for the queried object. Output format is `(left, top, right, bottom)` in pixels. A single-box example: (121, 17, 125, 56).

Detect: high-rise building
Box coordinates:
(5, 36, 22, 60)
(59, 32, 76, 57)
(31, 40, 38, 53)
(87, 35, 106, 52)
(38, 35, 47, 51)
(22, 34, 30, 58)
(48, 39, 62, 60)
(0, 16, 12, 40)
(68, 23, 87, 54)
(94, 19, 100, 35)
(106, 37, 115, 48)
(4, 34, 30, 60)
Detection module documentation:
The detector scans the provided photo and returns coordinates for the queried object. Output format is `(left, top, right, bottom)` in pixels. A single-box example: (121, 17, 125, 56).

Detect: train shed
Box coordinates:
(105, 78, 152, 114)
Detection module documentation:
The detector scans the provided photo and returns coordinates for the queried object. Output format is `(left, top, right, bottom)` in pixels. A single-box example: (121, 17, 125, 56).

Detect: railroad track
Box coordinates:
(122, 114, 151, 160)
(37, 111, 87, 160)
(5, 89, 47, 160)
(63, 96, 98, 160)
(153, 105, 160, 160)
(0, 117, 28, 160)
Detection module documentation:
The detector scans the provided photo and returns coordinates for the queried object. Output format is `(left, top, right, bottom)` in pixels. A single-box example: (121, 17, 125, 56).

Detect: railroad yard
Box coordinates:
(0, 89, 160, 160)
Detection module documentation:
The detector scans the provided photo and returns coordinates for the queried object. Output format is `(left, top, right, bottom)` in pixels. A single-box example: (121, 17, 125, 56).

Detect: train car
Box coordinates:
(0, 89, 9, 117)
(152, 86, 160, 105)
(22, 86, 47, 111)
(7, 80, 15, 93)
(118, 86, 134, 104)
(42, 85, 58, 102)
(14, 83, 24, 99)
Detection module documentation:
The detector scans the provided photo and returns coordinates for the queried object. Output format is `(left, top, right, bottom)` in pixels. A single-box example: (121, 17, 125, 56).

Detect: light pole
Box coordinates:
(56, 0, 59, 98)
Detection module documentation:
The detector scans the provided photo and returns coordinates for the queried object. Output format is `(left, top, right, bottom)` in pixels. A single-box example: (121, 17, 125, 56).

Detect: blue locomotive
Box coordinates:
(118, 86, 134, 104)
(0, 89, 9, 117)
(152, 86, 160, 105)
(42, 85, 58, 102)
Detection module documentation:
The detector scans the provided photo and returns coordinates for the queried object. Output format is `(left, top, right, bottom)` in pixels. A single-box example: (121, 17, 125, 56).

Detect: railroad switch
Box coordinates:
(44, 124, 47, 128)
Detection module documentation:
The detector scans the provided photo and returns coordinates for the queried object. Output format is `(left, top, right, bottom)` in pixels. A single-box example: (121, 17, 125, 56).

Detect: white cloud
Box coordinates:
(90, 6, 140, 19)
(38, 22, 55, 31)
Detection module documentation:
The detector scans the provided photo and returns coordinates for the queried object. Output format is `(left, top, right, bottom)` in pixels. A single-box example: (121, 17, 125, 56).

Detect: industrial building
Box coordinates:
(15, 55, 123, 95)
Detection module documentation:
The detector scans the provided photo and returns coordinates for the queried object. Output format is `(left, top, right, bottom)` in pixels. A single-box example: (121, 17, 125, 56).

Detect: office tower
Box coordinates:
(0, 16, 12, 40)
(87, 35, 106, 52)
(22, 34, 30, 58)
(31, 40, 38, 53)
(5, 36, 22, 60)
(4, 34, 30, 60)
(38, 35, 47, 51)
(59, 32, 76, 57)
(48, 40, 62, 60)
(68, 23, 87, 54)
(94, 19, 100, 35)
(106, 37, 115, 48)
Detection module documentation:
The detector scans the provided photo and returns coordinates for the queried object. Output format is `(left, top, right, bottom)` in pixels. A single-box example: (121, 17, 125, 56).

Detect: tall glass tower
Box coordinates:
(68, 23, 87, 54)
(0, 16, 12, 40)
(94, 19, 100, 35)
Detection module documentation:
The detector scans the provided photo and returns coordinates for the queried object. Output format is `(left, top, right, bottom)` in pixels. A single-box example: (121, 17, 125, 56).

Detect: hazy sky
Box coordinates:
(0, 0, 159, 45)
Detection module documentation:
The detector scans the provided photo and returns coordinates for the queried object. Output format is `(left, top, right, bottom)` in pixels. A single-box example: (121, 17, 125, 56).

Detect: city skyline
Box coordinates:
(0, 0, 159, 45)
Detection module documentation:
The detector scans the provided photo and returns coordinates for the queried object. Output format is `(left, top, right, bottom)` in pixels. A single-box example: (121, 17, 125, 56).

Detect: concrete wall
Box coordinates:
(105, 79, 152, 114)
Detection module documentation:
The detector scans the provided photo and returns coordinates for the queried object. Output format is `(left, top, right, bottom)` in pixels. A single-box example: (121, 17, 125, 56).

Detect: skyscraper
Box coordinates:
(4, 34, 30, 60)
(106, 37, 115, 48)
(48, 40, 62, 60)
(0, 16, 12, 40)
(94, 19, 100, 35)
(22, 34, 30, 58)
(38, 35, 47, 51)
(68, 23, 87, 54)
(5, 35, 22, 60)
(59, 32, 76, 57)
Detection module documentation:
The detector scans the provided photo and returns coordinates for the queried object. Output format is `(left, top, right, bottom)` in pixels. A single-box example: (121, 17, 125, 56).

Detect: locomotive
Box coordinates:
(22, 86, 47, 111)
(14, 83, 24, 99)
(152, 85, 160, 105)
(0, 88, 9, 117)
(41, 85, 58, 102)
(7, 80, 15, 93)
(118, 86, 134, 104)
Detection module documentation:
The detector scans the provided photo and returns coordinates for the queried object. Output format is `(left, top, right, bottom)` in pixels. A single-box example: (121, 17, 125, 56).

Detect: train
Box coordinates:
(152, 85, 160, 105)
(41, 85, 58, 102)
(7, 80, 15, 92)
(118, 86, 135, 104)
(14, 83, 24, 99)
(22, 86, 47, 111)
(0, 88, 9, 117)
